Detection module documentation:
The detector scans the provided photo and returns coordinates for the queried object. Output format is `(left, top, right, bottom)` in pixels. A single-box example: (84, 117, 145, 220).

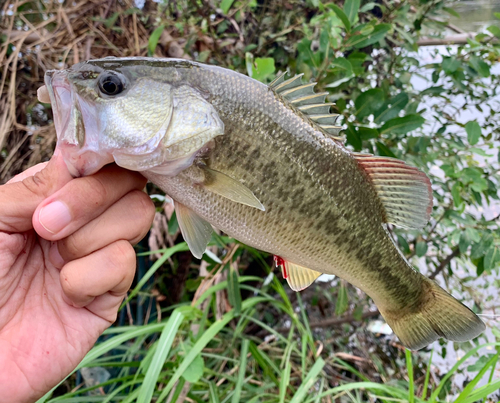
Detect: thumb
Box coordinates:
(0, 151, 74, 233)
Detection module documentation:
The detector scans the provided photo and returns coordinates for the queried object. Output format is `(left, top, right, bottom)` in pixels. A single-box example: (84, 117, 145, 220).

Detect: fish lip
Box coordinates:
(58, 142, 114, 177)
(45, 71, 75, 145)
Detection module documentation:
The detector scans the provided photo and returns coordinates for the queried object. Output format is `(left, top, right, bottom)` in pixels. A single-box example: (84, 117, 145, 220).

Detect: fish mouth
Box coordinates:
(45, 71, 74, 143)
(46, 70, 114, 177)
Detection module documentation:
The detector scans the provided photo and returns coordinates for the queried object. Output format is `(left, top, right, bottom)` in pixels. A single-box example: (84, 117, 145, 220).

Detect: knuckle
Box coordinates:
(113, 240, 136, 267)
(21, 170, 52, 198)
(59, 233, 83, 261)
(128, 191, 155, 244)
(60, 267, 77, 298)
(79, 176, 109, 208)
(111, 241, 136, 287)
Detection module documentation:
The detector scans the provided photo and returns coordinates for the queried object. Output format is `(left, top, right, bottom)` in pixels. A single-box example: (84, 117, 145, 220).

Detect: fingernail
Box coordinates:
(39, 201, 71, 234)
(49, 242, 65, 268)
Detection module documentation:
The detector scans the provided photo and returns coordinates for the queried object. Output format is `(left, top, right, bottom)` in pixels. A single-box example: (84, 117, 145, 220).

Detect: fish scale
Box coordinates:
(42, 57, 485, 350)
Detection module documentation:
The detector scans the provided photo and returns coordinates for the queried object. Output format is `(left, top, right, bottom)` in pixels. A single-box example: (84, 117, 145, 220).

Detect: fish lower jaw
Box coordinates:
(58, 143, 114, 177)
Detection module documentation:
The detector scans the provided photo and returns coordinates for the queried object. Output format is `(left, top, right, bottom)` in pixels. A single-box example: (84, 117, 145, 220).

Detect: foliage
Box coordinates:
(1, 0, 500, 401)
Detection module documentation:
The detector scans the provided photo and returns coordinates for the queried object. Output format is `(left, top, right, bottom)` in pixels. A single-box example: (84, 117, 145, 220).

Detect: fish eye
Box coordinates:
(98, 73, 124, 96)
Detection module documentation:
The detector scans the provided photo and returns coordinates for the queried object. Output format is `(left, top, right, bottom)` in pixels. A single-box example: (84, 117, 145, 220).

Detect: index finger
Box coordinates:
(33, 164, 147, 241)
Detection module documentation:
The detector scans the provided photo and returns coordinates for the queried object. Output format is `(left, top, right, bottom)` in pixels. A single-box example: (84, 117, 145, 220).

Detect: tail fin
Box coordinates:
(379, 279, 485, 351)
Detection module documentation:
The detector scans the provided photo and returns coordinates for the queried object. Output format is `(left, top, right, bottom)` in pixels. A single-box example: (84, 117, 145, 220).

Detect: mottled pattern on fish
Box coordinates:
(44, 57, 485, 350)
(124, 60, 416, 310)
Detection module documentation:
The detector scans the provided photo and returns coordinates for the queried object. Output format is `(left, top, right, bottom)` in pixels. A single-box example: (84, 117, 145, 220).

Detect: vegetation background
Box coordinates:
(1, 0, 500, 401)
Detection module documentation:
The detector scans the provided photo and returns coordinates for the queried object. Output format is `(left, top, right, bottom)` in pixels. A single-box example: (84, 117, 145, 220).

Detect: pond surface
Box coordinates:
(448, 0, 500, 32)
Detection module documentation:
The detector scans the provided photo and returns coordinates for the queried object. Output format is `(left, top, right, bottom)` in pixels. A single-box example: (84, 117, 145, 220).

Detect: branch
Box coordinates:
(417, 33, 498, 46)
(429, 246, 460, 280)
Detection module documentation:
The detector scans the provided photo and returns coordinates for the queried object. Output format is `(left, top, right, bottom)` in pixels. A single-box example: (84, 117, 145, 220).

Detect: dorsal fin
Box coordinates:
(269, 73, 343, 142)
(354, 153, 433, 229)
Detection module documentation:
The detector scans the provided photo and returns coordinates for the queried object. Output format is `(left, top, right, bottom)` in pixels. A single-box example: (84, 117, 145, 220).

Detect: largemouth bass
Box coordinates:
(40, 57, 485, 350)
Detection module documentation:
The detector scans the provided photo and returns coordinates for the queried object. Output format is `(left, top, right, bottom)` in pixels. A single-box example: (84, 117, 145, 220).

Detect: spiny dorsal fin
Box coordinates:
(353, 153, 433, 229)
(269, 73, 343, 141)
(274, 256, 322, 292)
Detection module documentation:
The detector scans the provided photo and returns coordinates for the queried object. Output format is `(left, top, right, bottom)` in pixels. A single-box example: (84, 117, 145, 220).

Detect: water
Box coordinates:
(448, 0, 500, 33)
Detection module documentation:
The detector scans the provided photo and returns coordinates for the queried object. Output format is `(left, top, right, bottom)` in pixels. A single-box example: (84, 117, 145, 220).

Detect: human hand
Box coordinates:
(0, 152, 155, 402)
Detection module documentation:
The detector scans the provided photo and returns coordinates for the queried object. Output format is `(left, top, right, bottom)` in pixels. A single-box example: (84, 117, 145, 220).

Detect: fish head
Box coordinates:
(44, 57, 224, 177)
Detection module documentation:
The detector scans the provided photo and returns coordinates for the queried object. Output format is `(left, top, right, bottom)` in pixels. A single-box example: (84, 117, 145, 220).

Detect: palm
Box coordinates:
(0, 231, 109, 398)
(0, 157, 153, 402)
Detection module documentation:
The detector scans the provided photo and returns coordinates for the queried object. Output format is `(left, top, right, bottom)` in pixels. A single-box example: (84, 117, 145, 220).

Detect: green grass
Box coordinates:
(38, 242, 500, 403)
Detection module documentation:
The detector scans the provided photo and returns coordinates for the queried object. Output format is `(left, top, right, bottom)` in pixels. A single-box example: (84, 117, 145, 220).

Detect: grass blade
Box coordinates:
(421, 349, 433, 400)
(121, 243, 190, 310)
(279, 343, 294, 403)
(289, 358, 325, 403)
(137, 309, 185, 403)
(454, 353, 499, 403)
(405, 349, 414, 403)
(232, 339, 250, 403)
(157, 297, 270, 402)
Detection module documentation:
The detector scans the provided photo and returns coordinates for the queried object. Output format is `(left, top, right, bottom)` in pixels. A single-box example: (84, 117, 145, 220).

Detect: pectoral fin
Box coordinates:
(274, 256, 322, 291)
(202, 167, 265, 211)
(175, 202, 213, 259)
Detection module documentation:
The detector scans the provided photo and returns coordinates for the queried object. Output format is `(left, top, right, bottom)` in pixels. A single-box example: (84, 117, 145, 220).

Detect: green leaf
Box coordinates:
(358, 127, 379, 140)
(373, 92, 409, 123)
(343, 0, 360, 24)
(345, 123, 362, 151)
(465, 121, 481, 145)
(335, 282, 348, 316)
(325, 57, 354, 88)
(495, 12, 500, 19)
(330, 4, 351, 32)
(459, 228, 480, 254)
(347, 24, 391, 48)
(487, 25, 500, 39)
(471, 234, 494, 260)
(182, 353, 204, 383)
(416, 241, 428, 257)
(227, 263, 242, 315)
(220, 0, 235, 14)
(397, 235, 410, 254)
(469, 147, 492, 157)
(380, 114, 425, 135)
(251, 57, 275, 82)
(375, 141, 396, 158)
(484, 246, 500, 271)
(443, 7, 461, 18)
(355, 88, 385, 119)
(451, 182, 462, 207)
(148, 25, 165, 56)
(442, 57, 461, 74)
(469, 56, 490, 78)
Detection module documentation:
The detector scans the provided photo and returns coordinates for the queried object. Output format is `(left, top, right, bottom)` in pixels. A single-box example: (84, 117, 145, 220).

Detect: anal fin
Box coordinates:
(274, 256, 322, 291)
(175, 201, 213, 259)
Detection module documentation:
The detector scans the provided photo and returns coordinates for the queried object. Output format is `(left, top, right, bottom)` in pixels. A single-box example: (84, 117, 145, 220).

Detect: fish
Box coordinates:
(40, 56, 485, 350)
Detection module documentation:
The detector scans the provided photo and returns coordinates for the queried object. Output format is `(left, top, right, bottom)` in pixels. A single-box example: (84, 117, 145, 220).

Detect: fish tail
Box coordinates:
(379, 278, 485, 351)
